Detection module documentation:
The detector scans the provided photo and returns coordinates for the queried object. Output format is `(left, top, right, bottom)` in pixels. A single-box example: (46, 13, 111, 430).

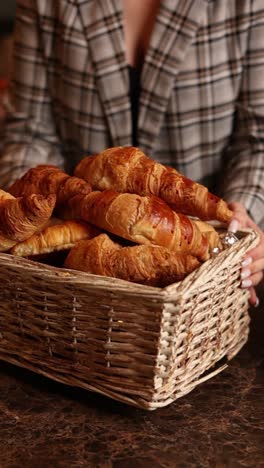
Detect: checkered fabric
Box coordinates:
(1, 0, 264, 227)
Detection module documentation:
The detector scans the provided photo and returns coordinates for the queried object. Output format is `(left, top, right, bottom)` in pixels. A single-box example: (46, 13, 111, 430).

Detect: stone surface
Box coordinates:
(0, 286, 263, 468)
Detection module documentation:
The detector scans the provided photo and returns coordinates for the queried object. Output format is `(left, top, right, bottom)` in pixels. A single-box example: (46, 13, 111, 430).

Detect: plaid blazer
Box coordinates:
(1, 0, 264, 227)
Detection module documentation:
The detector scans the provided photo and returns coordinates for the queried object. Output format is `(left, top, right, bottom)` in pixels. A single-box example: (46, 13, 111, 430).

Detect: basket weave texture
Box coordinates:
(0, 228, 259, 410)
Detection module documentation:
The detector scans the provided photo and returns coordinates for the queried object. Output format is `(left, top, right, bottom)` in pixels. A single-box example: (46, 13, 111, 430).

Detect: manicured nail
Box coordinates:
(241, 268, 251, 280)
(254, 297, 260, 308)
(228, 219, 239, 233)
(241, 279, 252, 288)
(241, 257, 252, 268)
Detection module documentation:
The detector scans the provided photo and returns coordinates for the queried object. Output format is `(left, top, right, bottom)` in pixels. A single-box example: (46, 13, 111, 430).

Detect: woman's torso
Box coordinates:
(38, 0, 254, 191)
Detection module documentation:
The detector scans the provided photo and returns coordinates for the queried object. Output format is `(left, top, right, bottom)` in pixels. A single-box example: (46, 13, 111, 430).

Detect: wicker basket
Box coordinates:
(0, 228, 259, 410)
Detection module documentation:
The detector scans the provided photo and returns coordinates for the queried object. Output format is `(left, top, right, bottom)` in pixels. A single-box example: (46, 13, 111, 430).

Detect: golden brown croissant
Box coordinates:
(10, 220, 101, 257)
(8, 164, 92, 209)
(193, 220, 222, 251)
(74, 146, 232, 223)
(60, 190, 209, 261)
(0, 189, 56, 252)
(64, 233, 200, 287)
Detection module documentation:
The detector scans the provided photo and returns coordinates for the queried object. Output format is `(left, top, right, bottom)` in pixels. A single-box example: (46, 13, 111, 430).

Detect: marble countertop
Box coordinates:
(0, 285, 263, 468)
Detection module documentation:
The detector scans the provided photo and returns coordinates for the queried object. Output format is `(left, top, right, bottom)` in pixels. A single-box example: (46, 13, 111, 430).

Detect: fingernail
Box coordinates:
(254, 297, 260, 308)
(241, 279, 252, 288)
(228, 219, 239, 233)
(241, 257, 252, 268)
(241, 268, 251, 280)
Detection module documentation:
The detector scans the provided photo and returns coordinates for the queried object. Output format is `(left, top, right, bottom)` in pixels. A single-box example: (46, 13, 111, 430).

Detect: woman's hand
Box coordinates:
(228, 202, 264, 307)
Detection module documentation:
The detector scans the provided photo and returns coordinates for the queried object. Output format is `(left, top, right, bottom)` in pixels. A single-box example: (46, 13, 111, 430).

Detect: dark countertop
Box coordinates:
(0, 285, 263, 468)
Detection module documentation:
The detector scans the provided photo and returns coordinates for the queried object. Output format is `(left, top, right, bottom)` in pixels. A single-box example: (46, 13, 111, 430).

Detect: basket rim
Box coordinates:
(163, 227, 259, 296)
(0, 228, 259, 298)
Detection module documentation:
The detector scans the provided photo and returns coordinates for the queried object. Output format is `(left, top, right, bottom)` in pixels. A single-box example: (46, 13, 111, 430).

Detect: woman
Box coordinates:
(1, 0, 264, 304)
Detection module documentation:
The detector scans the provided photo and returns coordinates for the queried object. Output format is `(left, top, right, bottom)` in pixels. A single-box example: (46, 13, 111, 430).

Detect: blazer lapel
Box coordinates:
(74, 0, 209, 151)
(75, 0, 132, 146)
(139, 0, 210, 155)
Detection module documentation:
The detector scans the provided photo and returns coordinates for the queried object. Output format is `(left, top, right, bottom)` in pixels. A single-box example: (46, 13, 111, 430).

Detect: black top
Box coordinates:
(128, 66, 141, 147)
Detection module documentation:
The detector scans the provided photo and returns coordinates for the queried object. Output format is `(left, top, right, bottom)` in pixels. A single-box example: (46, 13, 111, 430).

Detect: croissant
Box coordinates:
(0, 189, 56, 252)
(64, 233, 200, 287)
(193, 220, 222, 251)
(74, 146, 232, 223)
(8, 164, 92, 209)
(60, 190, 209, 261)
(10, 220, 101, 257)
